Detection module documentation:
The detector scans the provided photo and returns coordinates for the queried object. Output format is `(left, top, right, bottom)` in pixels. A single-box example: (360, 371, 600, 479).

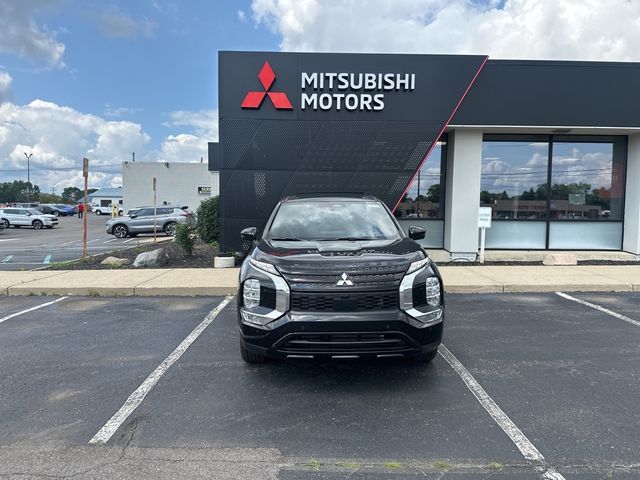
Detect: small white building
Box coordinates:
(89, 187, 123, 211)
(122, 162, 219, 213)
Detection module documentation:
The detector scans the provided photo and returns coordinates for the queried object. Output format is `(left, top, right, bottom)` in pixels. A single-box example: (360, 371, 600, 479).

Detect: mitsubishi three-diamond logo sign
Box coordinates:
(241, 61, 293, 110)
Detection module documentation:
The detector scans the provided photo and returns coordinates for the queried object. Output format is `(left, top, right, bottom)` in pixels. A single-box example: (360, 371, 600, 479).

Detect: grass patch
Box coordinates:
(305, 459, 321, 470)
(336, 462, 360, 470)
(433, 460, 452, 470)
(487, 462, 504, 470)
(384, 462, 402, 469)
(87, 289, 100, 297)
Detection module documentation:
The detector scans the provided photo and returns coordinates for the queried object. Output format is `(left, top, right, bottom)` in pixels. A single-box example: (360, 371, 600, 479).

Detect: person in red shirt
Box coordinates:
(77, 203, 84, 218)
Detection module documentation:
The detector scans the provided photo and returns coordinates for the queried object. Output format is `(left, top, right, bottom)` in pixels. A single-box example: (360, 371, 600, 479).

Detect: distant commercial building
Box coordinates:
(89, 187, 123, 208)
(122, 162, 219, 213)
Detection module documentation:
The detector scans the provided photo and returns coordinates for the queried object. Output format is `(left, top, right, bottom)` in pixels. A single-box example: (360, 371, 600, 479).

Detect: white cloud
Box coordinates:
(0, 0, 65, 68)
(0, 100, 150, 191)
(238, 9, 247, 21)
(98, 12, 157, 39)
(159, 109, 218, 162)
(251, 0, 640, 61)
(103, 105, 142, 118)
(0, 70, 12, 102)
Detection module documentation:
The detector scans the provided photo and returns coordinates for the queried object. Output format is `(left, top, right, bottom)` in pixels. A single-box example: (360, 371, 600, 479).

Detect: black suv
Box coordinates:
(237, 194, 444, 364)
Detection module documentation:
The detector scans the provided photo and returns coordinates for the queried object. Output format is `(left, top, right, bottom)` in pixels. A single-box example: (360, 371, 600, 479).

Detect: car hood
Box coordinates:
(251, 237, 426, 292)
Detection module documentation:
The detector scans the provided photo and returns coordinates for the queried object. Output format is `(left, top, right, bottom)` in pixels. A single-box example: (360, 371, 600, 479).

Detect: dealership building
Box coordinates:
(210, 51, 640, 258)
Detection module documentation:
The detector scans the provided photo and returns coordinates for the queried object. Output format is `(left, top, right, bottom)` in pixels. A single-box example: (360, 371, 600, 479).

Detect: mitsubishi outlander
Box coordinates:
(237, 194, 444, 364)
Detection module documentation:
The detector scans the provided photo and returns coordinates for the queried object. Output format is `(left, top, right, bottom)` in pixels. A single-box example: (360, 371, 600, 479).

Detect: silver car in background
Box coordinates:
(105, 206, 195, 238)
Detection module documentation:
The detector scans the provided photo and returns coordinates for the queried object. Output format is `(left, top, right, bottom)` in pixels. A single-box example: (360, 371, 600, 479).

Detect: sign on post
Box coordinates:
(478, 207, 492, 264)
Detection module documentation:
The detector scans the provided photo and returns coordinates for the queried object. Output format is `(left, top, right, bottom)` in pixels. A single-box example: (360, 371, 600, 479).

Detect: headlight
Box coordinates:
(240, 258, 290, 328)
(249, 258, 279, 275)
(243, 279, 260, 308)
(398, 256, 443, 325)
(425, 277, 441, 306)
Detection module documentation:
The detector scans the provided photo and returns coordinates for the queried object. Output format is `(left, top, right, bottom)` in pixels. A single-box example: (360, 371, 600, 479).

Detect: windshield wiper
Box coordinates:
(270, 237, 303, 241)
(322, 237, 377, 241)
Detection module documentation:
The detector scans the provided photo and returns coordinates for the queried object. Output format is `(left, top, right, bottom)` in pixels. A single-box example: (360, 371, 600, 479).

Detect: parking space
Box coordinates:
(0, 213, 170, 270)
(0, 293, 638, 479)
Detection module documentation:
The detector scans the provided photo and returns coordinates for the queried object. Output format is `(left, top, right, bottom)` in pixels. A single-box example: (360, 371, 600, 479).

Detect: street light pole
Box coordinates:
(23, 152, 32, 201)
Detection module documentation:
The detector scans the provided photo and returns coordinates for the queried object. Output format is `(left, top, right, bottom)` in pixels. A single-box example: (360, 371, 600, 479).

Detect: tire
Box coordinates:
(240, 342, 268, 364)
(1, 219, 8, 228)
(163, 222, 177, 237)
(411, 349, 438, 364)
(32, 220, 43, 229)
(95, 209, 102, 215)
(113, 224, 129, 239)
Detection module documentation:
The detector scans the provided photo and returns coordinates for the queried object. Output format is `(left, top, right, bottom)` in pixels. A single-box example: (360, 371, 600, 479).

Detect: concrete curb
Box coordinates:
(1, 266, 639, 296)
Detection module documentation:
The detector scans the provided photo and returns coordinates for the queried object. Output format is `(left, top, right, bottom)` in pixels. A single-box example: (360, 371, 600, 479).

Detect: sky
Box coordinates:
(1, 0, 639, 193)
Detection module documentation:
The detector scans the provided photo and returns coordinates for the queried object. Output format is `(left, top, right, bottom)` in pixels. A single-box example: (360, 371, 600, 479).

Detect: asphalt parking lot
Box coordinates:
(0, 213, 168, 270)
(1, 292, 639, 479)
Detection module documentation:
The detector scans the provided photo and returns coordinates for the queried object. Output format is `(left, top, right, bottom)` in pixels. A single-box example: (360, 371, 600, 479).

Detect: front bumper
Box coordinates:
(239, 309, 443, 359)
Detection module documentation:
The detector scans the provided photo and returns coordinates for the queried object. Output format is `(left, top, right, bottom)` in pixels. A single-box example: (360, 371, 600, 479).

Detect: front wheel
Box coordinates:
(113, 224, 129, 239)
(53, 211, 59, 217)
(1, 219, 9, 228)
(95, 209, 102, 215)
(240, 342, 268, 364)
(32, 220, 43, 229)
(164, 222, 177, 237)
(411, 349, 438, 364)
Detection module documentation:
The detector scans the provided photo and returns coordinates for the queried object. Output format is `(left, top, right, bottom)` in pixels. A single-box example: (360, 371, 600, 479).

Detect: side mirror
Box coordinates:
(241, 226, 257, 243)
(408, 225, 426, 240)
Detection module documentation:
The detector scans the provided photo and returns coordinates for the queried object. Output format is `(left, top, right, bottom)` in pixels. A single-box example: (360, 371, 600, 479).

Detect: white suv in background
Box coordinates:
(0, 208, 59, 229)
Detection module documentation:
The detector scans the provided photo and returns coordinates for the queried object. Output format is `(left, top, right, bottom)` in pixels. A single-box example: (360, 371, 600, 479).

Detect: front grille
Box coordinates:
(279, 261, 409, 291)
(291, 290, 398, 312)
(277, 332, 413, 354)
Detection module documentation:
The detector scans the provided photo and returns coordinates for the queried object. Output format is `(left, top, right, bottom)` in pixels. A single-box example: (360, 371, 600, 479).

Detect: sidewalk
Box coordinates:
(1, 265, 639, 296)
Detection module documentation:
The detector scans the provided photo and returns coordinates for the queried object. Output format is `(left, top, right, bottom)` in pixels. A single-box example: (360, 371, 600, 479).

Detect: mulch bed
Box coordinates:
(47, 239, 224, 270)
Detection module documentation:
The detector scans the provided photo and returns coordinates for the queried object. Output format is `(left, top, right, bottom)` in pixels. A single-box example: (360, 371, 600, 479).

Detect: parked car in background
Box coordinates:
(92, 203, 123, 216)
(53, 204, 75, 216)
(106, 206, 195, 238)
(35, 205, 64, 216)
(0, 208, 59, 229)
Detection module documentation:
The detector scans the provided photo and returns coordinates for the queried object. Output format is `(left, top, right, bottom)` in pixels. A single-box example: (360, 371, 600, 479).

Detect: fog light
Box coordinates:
(243, 279, 260, 308)
(425, 277, 441, 306)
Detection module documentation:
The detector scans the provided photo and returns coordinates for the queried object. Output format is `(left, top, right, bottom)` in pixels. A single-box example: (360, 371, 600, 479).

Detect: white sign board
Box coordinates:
(478, 207, 493, 229)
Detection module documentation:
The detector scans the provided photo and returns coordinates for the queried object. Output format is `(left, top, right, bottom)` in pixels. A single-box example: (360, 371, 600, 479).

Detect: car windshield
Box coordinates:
(268, 200, 400, 241)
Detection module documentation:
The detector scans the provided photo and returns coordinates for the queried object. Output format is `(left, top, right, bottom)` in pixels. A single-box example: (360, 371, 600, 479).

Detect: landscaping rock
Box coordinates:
(543, 253, 577, 266)
(133, 248, 169, 268)
(101, 256, 130, 267)
(214, 256, 235, 268)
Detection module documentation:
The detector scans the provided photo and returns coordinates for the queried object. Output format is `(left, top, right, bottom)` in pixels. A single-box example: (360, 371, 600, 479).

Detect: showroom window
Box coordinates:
(395, 138, 447, 248)
(480, 135, 626, 250)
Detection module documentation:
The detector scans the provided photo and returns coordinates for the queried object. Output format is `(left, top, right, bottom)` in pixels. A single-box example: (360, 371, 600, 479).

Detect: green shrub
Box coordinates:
(196, 196, 219, 243)
(175, 223, 195, 256)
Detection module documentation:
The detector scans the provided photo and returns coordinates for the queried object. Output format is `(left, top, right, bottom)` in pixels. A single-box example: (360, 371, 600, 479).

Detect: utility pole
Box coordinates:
(82, 158, 89, 259)
(132, 152, 135, 162)
(23, 152, 32, 201)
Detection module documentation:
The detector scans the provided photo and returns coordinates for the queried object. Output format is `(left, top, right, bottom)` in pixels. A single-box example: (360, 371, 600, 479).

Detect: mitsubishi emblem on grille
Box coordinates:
(336, 272, 354, 286)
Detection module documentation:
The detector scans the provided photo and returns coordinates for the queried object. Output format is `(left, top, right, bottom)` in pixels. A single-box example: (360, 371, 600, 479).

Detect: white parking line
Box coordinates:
(0, 297, 69, 325)
(556, 292, 640, 328)
(43, 255, 52, 264)
(123, 238, 134, 244)
(103, 238, 117, 244)
(88, 295, 234, 445)
(2, 255, 13, 263)
(439, 345, 566, 480)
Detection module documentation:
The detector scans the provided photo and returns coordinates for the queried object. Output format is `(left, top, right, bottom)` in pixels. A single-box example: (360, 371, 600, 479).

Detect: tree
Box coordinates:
(425, 184, 440, 203)
(0, 181, 40, 203)
(38, 193, 65, 204)
(62, 187, 82, 202)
